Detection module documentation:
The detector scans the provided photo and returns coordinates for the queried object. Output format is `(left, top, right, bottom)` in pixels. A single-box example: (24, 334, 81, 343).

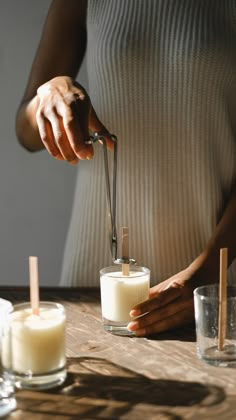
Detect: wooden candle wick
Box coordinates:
(29, 256, 40, 316)
(122, 227, 130, 276)
(218, 248, 228, 351)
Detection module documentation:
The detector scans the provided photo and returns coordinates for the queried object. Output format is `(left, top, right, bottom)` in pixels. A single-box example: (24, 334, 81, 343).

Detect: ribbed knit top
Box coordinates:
(60, 0, 236, 287)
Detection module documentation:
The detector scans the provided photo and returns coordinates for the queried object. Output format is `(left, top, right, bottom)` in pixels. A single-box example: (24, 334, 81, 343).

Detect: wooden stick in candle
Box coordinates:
(122, 227, 130, 276)
(29, 256, 40, 316)
(218, 247, 228, 351)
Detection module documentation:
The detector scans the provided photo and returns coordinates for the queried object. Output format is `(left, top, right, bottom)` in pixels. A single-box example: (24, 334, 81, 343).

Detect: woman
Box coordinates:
(16, 0, 236, 336)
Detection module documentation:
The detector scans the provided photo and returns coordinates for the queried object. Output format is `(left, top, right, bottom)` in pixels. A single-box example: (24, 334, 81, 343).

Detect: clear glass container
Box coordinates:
(100, 265, 150, 336)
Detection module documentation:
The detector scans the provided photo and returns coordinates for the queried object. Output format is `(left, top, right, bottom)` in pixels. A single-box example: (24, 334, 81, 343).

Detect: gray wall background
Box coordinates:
(0, 1, 87, 286)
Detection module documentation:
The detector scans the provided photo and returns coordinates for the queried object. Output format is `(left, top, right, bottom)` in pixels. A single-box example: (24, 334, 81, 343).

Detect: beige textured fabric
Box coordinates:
(60, 0, 236, 286)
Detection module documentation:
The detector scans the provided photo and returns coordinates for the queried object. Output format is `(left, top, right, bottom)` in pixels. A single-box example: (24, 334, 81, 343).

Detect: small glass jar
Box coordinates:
(100, 265, 150, 336)
(0, 298, 16, 417)
(2, 301, 67, 390)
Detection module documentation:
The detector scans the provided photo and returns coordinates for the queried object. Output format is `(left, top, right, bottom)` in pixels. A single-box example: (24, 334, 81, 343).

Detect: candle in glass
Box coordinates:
(100, 265, 150, 335)
(2, 301, 66, 390)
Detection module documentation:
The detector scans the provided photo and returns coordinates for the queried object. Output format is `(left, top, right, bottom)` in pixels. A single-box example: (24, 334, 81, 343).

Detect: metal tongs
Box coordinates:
(85, 133, 136, 265)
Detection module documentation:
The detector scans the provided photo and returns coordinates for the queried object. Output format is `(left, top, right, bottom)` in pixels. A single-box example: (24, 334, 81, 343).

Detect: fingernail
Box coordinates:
(86, 152, 94, 160)
(70, 158, 78, 165)
(77, 150, 90, 160)
(127, 321, 138, 331)
(55, 154, 64, 160)
(130, 309, 141, 317)
(135, 328, 146, 337)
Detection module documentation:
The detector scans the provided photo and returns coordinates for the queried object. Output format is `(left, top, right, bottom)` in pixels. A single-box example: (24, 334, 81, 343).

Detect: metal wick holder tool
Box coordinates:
(85, 132, 136, 265)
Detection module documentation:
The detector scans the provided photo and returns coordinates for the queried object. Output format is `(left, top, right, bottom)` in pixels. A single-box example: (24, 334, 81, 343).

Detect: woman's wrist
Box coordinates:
(186, 250, 220, 289)
(16, 95, 43, 151)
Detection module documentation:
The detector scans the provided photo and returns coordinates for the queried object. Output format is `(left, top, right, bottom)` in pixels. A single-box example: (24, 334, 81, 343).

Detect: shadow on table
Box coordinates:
(33, 356, 224, 419)
(147, 323, 196, 342)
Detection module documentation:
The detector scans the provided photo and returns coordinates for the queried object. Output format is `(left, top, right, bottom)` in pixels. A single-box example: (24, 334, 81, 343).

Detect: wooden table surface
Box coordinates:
(0, 286, 235, 420)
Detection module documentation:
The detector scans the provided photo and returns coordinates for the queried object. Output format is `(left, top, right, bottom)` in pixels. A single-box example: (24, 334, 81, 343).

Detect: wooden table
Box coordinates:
(0, 287, 235, 419)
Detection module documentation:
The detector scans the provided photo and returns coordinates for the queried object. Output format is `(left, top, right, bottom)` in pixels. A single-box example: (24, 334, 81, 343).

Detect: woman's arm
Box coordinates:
(16, 0, 111, 162)
(16, 0, 87, 150)
(128, 182, 236, 336)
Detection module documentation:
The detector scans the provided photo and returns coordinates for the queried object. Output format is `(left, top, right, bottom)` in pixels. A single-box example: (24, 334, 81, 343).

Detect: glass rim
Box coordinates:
(12, 301, 65, 312)
(100, 265, 150, 277)
(194, 284, 236, 300)
(0, 298, 13, 313)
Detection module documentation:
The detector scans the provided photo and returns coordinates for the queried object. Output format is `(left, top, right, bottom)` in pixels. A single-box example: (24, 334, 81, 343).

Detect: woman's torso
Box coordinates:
(60, 0, 236, 286)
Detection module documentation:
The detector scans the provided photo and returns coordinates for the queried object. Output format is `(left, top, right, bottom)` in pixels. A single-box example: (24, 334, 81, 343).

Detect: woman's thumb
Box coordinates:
(89, 107, 114, 150)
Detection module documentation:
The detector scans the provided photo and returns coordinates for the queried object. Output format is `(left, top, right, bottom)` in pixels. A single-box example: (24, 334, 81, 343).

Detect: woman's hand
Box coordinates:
(36, 76, 112, 164)
(127, 268, 195, 336)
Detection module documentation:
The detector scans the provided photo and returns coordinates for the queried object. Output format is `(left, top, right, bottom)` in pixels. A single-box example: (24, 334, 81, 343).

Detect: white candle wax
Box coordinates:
(2, 305, 66, 375)
(100, 270, 149, 323)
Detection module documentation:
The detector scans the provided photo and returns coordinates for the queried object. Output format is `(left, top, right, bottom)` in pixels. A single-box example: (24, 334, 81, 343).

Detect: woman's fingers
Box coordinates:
(36, 76, 112, 162)
(36, 98, 92, 162)
(89, 107, 114, 150)
(73, 81, 113, 149)
(37, 106, 79, 163)
(36, 78, 94, 162)
(128, 285, 194, 337)
(130, 294, 192, 329)
(60, 100, 93, 160)
(129, 306, 194, 337)
(130, 287, 182, 317)
(36, 109, 63, 160)
(55, 116, 79, 163)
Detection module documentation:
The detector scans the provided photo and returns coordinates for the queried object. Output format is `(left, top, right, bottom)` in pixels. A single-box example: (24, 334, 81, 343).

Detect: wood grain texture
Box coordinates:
(1, 287, 236, 419)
